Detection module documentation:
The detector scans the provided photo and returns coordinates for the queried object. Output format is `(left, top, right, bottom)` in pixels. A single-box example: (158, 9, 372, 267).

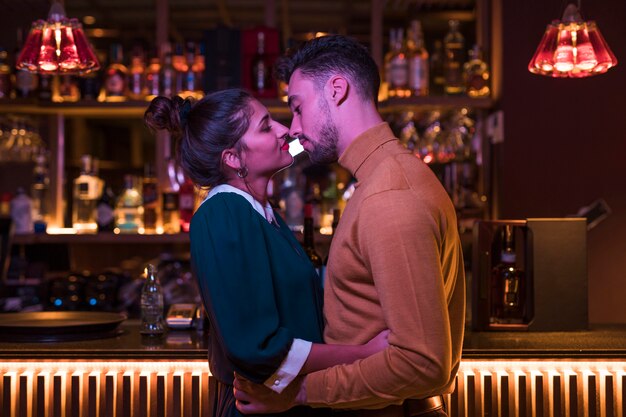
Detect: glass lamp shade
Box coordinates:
(528, 4, 617, 78)
(15, 3, 100, 75)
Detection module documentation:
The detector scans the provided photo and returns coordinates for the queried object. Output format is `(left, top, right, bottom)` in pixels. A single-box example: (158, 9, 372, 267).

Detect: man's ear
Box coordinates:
(221, 149, 242, 171)
(326, 75, 349, 106)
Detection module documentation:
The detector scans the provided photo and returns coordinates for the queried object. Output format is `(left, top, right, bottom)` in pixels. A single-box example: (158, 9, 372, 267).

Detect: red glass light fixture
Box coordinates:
(16, 1, 100, 74)
(528, 2, 617, 78)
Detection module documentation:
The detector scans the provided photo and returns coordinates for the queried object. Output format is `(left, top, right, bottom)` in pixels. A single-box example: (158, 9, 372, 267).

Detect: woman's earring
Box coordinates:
(237, 167, 248, 178)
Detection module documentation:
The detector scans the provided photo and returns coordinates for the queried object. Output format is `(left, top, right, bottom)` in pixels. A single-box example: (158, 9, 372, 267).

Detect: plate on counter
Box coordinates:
(0, 311, 127, 342)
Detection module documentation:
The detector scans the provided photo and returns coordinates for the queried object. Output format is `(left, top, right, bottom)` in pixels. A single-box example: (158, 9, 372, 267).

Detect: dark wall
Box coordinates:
(500, 0, 626, 323)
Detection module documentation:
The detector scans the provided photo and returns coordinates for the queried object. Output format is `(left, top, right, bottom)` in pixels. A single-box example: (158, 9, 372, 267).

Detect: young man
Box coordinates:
(234, 35, 465, 417)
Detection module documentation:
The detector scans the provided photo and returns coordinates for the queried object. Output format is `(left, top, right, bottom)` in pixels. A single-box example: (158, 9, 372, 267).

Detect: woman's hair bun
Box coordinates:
(144, 95, 190, 136)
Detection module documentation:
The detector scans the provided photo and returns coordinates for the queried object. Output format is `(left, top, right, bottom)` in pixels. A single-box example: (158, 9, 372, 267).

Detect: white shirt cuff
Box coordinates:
(263, 338, 312, 393)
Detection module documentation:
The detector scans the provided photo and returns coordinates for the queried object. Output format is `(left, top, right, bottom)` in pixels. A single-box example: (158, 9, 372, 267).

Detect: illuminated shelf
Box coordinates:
(12, 232, 191, 245)
(0, 96, 492, 118)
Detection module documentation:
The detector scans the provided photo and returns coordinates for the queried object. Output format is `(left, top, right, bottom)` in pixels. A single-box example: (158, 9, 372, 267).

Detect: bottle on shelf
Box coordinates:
(386, 28, 409, 98)
(31, 153, 49, 230)
(179, 41, 202, 99)
(38, 74, 52, 101)
(464, 44, 490, 98)
(0, 47, 12, 99)
(172, 42, 186, 95)
(144, 47, 161, 101)
(178, 176, 195, 233)
(53, 75, 80, 102)
(303, 203, 323, 279)
(142, 163, 159, 234)
(160, 50, 176, 97)
(490, 225, 526, 324)
(140, 263, 165, 336)
(443, 20, 465, 95)
(10, 187, 33, 234)
(14, 28, 38, 99)
(101, 43, 128, 102)
(429, 40, 445, 95)
(115, 174, 143, 234)
(192, 42, 205, 94)
(251, 31, 270, 96)
(72, 154, 102, 234)
(128, 45, 146, 101)
(162, 158, 180, 234)
(407, 20, 429, 97)
(96, 185, 116, 233)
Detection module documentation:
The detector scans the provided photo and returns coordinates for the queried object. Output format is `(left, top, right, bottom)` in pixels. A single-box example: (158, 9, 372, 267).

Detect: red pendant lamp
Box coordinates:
(16, 1, 100, 74)
(528, 2, 617, 78)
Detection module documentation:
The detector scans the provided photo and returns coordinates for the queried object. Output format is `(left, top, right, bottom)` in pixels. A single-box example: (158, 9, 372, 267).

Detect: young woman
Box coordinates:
(144, 89, 388, 417)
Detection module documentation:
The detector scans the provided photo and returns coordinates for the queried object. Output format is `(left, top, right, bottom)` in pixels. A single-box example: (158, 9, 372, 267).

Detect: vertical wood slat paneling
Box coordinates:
(2, 361, 626, 417)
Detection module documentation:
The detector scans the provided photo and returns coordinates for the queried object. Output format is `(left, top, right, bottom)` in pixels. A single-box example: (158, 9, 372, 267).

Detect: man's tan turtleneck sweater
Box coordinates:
(305, 123, 466, 411)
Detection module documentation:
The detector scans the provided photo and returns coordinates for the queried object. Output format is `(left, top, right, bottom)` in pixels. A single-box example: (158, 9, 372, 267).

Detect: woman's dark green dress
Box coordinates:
(190, 192, 327, 417)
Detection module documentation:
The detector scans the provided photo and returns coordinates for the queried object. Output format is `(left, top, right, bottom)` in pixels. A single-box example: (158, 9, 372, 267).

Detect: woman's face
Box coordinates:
(239, 99, 292, 178)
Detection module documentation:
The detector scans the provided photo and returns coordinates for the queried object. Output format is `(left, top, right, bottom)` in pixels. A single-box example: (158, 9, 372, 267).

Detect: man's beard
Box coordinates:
(307, 98, 339, 164)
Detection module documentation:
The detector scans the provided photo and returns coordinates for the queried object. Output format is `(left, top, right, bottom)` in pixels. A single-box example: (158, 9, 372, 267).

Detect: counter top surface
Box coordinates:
(0, 321, 625, 360)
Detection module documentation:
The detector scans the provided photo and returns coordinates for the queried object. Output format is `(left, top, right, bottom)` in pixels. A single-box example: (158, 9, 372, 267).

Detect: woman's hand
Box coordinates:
(362, 329, 390, 357)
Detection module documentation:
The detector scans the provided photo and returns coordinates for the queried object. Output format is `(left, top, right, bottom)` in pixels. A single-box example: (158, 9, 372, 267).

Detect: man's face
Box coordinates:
(287, 70, 340, 164)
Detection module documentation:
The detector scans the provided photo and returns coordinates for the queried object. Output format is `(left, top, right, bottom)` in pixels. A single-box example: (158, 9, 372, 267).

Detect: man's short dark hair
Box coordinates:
(274, 35, 380, 104)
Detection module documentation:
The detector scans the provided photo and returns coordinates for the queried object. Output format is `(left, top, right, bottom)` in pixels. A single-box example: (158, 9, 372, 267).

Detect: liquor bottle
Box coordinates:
(142, 163, 159, 234)
(443, 20, 465, 95)
(140, 264, 165, 336)
(178, 176, 194, 233)
(490, 225, 525, 323)
(0, 47, 12, 99)
(172, 42, 186, 95)
(160, 51, 175, 97)
(179, 41, 199, 99)
(407, 20, 429, 97)
(10, 187, 33, 234)
(464, 44, 490, 98)
(53, 75, 80, 102)
(14, 29, 38, 99)
(430, 40, 445, 95)
(128, 46, 146, 100)
(303, 203, 323, 278)
(31, 153, 49, 227)
(72, 154, 102, 234)
(102, 43, 128, 102)
(38, 74, 52, 101)
(386, 28, 409, 98)
(116, 174, 143, 234)
(162, 158, 180, 234)
(192, 42, 205, 96)
(144, 47, 161, 100)
(96, 185, 116, 232)
(251, 31, 270, 95)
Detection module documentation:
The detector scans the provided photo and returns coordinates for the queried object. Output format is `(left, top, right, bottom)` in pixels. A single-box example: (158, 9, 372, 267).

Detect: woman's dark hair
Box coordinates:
(144, 89, 253, 188)
(274, 35, 380, 104)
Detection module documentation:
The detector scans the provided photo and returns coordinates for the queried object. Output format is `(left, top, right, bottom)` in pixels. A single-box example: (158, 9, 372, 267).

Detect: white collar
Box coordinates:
(205, 184, 277, 224)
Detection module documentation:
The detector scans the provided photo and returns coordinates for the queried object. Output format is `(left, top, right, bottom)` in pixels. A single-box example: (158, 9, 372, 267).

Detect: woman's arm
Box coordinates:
(300, 330, 389, 374)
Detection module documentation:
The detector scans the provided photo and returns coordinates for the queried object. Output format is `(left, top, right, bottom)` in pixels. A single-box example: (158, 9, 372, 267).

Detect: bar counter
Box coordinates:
(1, 322, 625, 416)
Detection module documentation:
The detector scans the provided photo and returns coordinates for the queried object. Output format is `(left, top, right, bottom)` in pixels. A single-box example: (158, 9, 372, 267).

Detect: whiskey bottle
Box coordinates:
(72, 155, 102, 234)
(443, 20, 465, 95)
(407, 20, 429, 97)
(0, 47, 11, 99)
(142, 163, 159, 234)
(429, 40, 445, 95)
(303, 203, 323, 278)
(128, 46, 146, 100)
(251, 31, 270, 95)
(386, 28, 409, 98)
(160, 51, 175, 97)
(102, 43, 128, 102)
(490, 225, 525, 323)
(464, 44, 490, 98)
(144, 48, 161, 100)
